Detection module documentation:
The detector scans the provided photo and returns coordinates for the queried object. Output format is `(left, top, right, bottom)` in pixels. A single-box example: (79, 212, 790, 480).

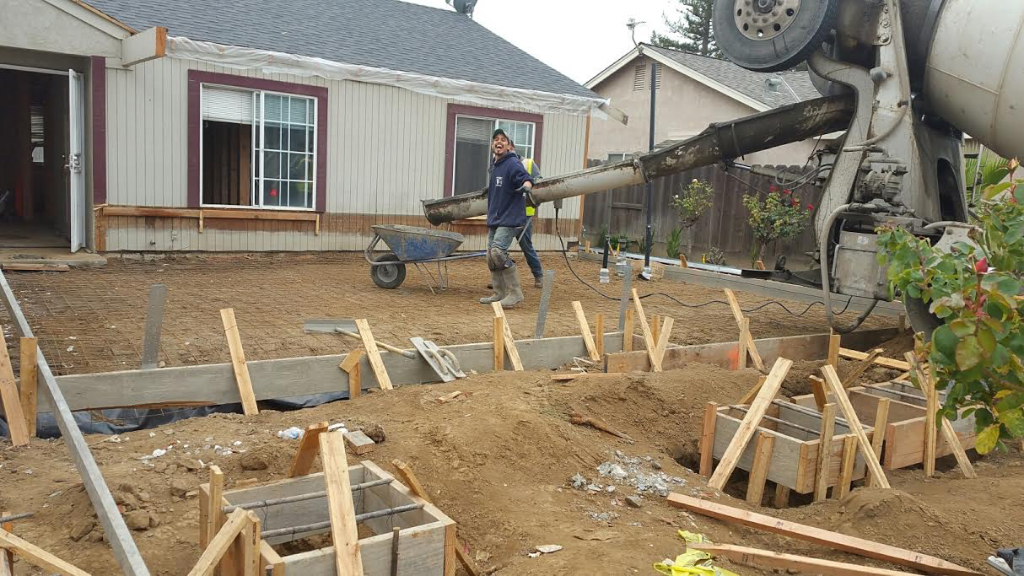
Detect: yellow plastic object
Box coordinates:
(653, 549, 739, 576)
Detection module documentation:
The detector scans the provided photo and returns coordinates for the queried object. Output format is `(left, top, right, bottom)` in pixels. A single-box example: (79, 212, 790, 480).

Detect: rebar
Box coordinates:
(260, 503, 424, 539)
(0, 512, 34, 524)
(222, 478, 393, 514)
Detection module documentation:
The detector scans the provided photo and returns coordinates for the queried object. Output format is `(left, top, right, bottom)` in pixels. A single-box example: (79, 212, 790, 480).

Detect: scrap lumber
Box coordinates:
(0, 263, 69, 272)
(0, 271, 150, 576)
(737, 375, 767, 405)
(344, 430, 376, 455)
(436, 390, 464, 403)
(339, 349, 364, 399)
(288, 422, 329, 478)
(866, 398, 890, 488)
(18, 337, 37, 437)
(595, 313, 605, 358)
(391, 460, 481, 576)
(0, 328, 29, 446)
(0, 528, 91, 576)
(623, 309, 634, 352)
(219, 308, 259, 416)
(320, 432, 364, 575)
(841, 348, 910, 371)
(827, 330, 841, 367)
(654, 316, 675, 366)
(841, 349, 883, 387)
(187, 508, 249, 576)
(745, 431, 774, 505)
(140, 284, 167, 370)
(571, 301, 600, 361)
(836, 435, 858, 499)
(694, 543, 922, 576)
(723, 288, 765, 371)
(631, 289, 661, 372)
(699, 402, 718, 477)
(570, 410, 635, 442)
(667, 493, 980, 576)
(490, 303, 523, 371)
(708, 358, 793, 490)
(820, 365, 890, 489)
(814, 403, 838, 502)
(355, 319, 394, 390)
(493, 315, 505, 371)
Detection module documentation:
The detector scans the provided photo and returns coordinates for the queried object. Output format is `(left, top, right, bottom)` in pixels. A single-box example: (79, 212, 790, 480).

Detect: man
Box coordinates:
(479, 128, 534, 307)
(510, 142, 544, 288)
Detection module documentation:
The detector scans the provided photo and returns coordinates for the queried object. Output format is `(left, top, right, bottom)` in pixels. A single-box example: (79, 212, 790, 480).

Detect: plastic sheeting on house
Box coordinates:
(166, 36, 606, 117)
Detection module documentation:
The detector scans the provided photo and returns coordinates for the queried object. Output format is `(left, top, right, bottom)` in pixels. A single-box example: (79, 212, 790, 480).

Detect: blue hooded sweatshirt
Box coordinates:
(487, 152, 534, 228)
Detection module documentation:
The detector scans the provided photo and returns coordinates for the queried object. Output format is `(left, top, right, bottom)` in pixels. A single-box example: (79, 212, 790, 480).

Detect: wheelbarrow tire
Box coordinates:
(371, 253, 406, 289)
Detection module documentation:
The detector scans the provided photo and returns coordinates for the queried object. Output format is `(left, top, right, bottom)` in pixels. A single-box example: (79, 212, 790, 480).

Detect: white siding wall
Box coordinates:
(103, 57, 587, 252)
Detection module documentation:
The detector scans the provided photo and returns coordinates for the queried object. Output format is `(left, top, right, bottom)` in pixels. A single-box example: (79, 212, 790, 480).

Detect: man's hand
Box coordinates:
(516, 181, 534, 193)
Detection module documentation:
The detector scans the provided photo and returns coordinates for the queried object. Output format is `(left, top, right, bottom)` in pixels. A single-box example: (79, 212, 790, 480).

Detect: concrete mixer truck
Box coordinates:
(422, 0, 1023, 337)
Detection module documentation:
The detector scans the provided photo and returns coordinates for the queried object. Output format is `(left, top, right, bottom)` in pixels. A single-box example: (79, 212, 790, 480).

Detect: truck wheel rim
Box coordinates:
(733, 0, 800, 41)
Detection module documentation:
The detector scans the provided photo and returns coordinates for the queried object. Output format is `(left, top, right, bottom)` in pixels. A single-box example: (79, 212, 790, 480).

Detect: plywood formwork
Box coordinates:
(712, 403, 870, 494)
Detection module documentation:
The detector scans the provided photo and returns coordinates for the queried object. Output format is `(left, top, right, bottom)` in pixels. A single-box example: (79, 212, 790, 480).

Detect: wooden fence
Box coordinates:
(580, 164, 825, 266)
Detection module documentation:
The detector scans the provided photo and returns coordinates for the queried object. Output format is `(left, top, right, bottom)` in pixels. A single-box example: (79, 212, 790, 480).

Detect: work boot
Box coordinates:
(534, 276, 544, 289)
(499, 264, 524, 308)
(480, 270, 505, 304)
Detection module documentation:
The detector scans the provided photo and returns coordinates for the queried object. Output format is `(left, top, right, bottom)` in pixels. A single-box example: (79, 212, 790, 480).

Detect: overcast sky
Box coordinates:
(402, 0, 678, 85)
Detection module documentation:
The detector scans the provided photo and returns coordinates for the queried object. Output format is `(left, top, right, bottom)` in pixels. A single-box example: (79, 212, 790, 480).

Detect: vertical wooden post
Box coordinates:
(623, 309, 634, 352)
(0, 329, 29, 446)
(737, 317, 750, 370)
(699, 402, 719, 478)
(493, 315, 505, 372)
(773, 484, 790, 509)
(321, 433, 364, 575)
(907, 352, 937, 477)
(652, 315, 661, 344)
(836, 435, 858, 499)
(140, 283, 167, 370)
(745, 431, 775, 506)
(19, 337, 37, 437)
(203, 466, 224, 548)
(595, 313, 605, 359)
(827, 330, 841, 368)
(814, 403, 837, 502)
(339, 350, 364, 400)
(242, 511, 261, 576)
(866, 398, 890, 488)
(220, 308, 259, 416)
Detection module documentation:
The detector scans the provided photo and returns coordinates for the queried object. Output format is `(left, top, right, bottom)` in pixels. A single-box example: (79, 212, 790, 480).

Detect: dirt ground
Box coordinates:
(0, 253, 894, 375)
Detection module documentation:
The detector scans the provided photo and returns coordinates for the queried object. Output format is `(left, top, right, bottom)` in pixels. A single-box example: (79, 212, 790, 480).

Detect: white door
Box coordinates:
(68, 70, 86, 252)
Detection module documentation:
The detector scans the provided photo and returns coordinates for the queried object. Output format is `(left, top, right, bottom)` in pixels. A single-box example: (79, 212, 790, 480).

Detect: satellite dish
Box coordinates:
(447, 0, 477, 17)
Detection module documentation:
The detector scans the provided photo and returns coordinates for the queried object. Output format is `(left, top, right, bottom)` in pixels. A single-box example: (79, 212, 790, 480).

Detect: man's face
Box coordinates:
(492, 135, 510, 157)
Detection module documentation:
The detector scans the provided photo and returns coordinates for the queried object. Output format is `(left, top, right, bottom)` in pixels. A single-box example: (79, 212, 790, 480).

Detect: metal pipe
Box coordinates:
(260, 503, 424, 539)
(643, 60, 657, 276)
(0, 512, 34, 524)
(727, 405, 821, 436)
(222, 478, 393, 514)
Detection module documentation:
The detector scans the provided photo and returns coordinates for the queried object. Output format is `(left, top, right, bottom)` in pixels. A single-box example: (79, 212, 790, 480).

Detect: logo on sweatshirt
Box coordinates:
(495, 176, 503, 187)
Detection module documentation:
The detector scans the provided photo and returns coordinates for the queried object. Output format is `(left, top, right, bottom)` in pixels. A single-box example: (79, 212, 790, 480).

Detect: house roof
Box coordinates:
(587, 43, 821, 111)
(84, 0, 597, 100)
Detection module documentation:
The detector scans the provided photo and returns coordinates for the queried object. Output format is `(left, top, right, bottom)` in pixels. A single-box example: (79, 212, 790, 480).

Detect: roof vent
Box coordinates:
(446, 0, 478, 17)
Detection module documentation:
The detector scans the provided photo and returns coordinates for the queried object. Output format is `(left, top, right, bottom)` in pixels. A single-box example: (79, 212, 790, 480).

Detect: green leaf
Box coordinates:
(932, 325, 959, 358)
(996, 391, 1024, 413)
(983, 181, 1012, 200)
(983, 166, 1010, 187)
(977, 326, 997, 353)
(975, 424, 1001, 454)
(998, 409, 1024, 438)
(1007, 222, 1024, 245)
(983, 317, 1008, 338)
(949, 319, 976, 338)
(991, 344, 1011, 367)
(956, 336, 984, 370)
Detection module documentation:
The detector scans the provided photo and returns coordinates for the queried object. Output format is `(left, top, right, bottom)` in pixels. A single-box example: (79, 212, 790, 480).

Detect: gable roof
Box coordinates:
(586, 43, 820, 111)
(84, 0, 596, 100)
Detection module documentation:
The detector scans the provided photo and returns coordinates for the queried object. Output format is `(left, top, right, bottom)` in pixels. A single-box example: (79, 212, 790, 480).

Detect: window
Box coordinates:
(200, 85, 317, 210)
(451, 115, 536, 196)
(606, 153, 628, 164)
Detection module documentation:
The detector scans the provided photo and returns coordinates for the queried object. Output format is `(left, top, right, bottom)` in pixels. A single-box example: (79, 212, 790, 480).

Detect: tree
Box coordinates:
(651, 0, 720, 57)
(670, 178, 715, 257)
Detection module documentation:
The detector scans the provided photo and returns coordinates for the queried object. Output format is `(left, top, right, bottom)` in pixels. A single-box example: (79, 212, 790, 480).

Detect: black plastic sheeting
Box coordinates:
(0, 393, 344, 439)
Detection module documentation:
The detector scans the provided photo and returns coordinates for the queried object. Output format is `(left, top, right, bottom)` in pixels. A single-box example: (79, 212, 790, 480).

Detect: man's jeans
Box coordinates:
(487, 226, 518, 269)
(514, 219, 543, 280)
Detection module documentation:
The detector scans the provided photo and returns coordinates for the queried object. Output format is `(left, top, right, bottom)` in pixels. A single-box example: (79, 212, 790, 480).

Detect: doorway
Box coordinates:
(0, 67, 71, 249)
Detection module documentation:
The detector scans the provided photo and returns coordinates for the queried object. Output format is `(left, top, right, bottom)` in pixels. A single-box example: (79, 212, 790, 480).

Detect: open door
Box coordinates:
(68, 69, 85, 252)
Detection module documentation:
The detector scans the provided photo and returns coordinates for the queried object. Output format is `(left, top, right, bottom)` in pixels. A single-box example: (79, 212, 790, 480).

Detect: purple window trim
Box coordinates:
(91, 56, 107, 205)
(443, 104, 544, 198)
(187, 69, 328, 213)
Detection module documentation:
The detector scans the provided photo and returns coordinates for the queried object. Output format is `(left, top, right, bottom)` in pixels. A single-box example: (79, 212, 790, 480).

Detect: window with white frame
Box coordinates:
(201, 85, 317, 210)
(451, 115, 536, 196)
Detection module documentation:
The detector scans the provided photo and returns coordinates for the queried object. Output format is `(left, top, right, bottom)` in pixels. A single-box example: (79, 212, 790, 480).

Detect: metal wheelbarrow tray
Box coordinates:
(364, 224, 485, 292)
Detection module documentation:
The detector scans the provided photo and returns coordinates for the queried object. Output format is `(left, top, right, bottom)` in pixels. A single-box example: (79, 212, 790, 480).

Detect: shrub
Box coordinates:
(742, 187, 813, 267)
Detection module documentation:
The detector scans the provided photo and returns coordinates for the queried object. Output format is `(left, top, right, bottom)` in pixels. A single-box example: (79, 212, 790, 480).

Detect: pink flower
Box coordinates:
(807, 204, 814, 210)
(769, 185, 778, 192)
(782, 189, 792, 195)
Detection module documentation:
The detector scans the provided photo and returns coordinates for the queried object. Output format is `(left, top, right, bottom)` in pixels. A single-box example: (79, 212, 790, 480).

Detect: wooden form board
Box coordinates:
(47, 332, 627, 414)
(605, 328, 899, 374)
(695, 543, 929, 576)
(668, 493, 980, 576)
(814, 404, 838, 502)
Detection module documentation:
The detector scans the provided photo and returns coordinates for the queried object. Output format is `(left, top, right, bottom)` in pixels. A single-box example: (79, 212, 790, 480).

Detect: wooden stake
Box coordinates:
(0, 329, 29, 446)
(906, 352, 936, 477)
(737, 317, 750, 370)
(708, 358, 793, 490)
(866, 398, 890, 488)
(695, 543, 927, 576)
(201, 465, 224, 548)
(260, 540, 285, 576)
(339, 350, 364, 400)
(699, 402, 718, 478)
(490, 303, 523, 371)
(653, 316, 674, 366)
(820, 365, 890, 489)
(623, 309, 634, 352)
(679, 254, 688, 269)
(940, 418, 977, 479)
(809, 376, 827, 412)
(320, 432, 364, 576)
(814, 403, 837, 502)
(836, 435, 858, 499)
(773, 484, 790, 509)
(241, 511, 261, 576)
(1, 510, 12, 576)
(493, 315, 505, 371)
(723, 289, 765, 371)
(738, 376, 767, 405)
(841, 349, 883, 387)
(755, 260, 766, 270)
(18, 337, 37, 438)
(571, 301, 600, 361)
(631, 289, 661, 372)
(355, 319, 393, 390)
(288, 421, 329, 478)
(0, 529, 91, 576)
(827, 330, 841, 368)
(841, 348, 909, 371)
(187, 508, 249, 576)
(595, 313, 605, 359)
(652, 315, 661, 344)
(219, 309, 259, 416)
(745, 431, 775, 506)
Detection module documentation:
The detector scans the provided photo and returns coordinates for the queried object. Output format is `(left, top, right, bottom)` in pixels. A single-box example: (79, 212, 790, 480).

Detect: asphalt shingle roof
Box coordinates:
(86, 0, 597, 99)
(646, 44, 820, 109)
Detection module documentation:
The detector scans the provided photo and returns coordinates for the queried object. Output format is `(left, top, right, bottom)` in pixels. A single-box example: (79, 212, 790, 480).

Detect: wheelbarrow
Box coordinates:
(365, 224, 485, 293)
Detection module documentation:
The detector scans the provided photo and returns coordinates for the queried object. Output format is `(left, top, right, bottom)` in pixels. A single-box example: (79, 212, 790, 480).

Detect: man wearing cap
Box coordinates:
(480, 128, 534, 308)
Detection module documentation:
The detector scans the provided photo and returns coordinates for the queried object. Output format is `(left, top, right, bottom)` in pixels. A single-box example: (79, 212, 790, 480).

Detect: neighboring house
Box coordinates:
(586, 43, 832, 167)
(0, 0, 605, 254)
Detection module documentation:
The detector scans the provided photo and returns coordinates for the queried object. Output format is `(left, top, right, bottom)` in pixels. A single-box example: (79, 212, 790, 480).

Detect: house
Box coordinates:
(586, 43, 831, 167)
(0, 0, 606, 255)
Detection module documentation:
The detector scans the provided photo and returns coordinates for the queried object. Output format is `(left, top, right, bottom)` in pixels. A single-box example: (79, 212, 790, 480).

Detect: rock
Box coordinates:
(138, 491, 151, 503)
(69, 519, 95, 541)
(170, 478, 192, 498)
(240, 452, 269, 471)
(535, 545, 562, 554)
(115, 491, 140, 511)
(149, 514, 161, 528)
(651, 461, 663, 470)
(363, 423, 386, 444)
(86, 529, 105, 543)
(164, 464, 178, 475)
(569, 473, 587, 489)
(125, 510, 152, 531)
(181, 459, 202, 471)
(153, 462, 168, 474)
(625, 496, 643, 509)
(597, 462, 628, 481)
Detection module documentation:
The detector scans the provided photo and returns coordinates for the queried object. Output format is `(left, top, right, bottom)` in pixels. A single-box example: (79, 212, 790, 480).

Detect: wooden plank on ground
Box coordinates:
(631, 289, 661, 372)
(866, 398, 890, 488)
(699, 402, 718, 478)
(724, 288, 764, 370)
(695, 543, 924, 576)
(490, 303, 523, 371)
(667, 493, 980, 576)
(820, 365, 890, 489)
(288, 422, 329, 478)
(745, 431, 774, 506)
(339, 350, 363, 399)
(187, 508, 248, 576)
(0, 529, 91, 576)
(356, 319, 394, 390)
(18, 337, 37, 437)
(344, 430, 375, 455)
(551, 373, 621, 382)
(842, 348, 910, 371)
(0, 329, 29, 446)
(841, 349, 883, 387)
(708, 358, 793, 490)
(571, 301, 600, 362)
(219, 308, 259, 416)
(836, 435, 858, 499)
(814, 403, 837, 502)
(320, 433, 364, 576)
